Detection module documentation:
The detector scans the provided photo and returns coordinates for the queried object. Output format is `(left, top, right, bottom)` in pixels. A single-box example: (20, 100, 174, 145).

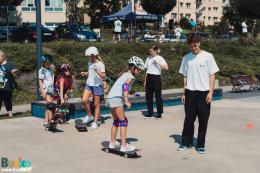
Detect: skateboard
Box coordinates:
(102, 147, 138, 158)
(45, 121, 63, 133)
(75, 119, 88, 132)
(101, 141, 139, 158)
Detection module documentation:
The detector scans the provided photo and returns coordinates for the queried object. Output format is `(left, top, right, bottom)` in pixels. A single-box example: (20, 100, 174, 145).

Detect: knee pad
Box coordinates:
(46, 102, 56, 112)
(113, 120, 120, 127)
(119, 118, 128, 127)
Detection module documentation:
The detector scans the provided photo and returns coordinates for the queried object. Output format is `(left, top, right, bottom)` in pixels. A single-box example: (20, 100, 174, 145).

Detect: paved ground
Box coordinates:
(0, 96, 260, 173)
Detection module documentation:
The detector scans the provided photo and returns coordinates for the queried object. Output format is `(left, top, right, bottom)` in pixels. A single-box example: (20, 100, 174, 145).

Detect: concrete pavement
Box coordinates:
(0, 96, 260, 173)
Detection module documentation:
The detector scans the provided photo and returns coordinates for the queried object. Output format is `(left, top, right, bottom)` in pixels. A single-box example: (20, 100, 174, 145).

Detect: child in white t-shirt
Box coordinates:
(81, 46, 106, 130)
(106, 56, 145, 152)
(38, 55, 55, 126)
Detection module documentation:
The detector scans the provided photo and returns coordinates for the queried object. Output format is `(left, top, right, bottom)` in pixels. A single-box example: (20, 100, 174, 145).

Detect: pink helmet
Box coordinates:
(59, 64, 71, 71)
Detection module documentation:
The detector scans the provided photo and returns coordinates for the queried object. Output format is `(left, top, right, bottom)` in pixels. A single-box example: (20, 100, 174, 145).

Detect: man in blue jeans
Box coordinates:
(178, 34, 219, 154)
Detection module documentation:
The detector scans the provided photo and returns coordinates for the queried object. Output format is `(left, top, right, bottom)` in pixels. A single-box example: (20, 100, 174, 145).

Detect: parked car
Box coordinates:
(54, 23, 99, 41)
(194, 31, 210, 39)
(0, 29, 7, 41)
(10, 24, 55, 43)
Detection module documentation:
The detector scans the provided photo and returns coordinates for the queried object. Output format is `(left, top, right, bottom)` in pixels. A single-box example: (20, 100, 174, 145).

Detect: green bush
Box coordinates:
(0, 39, 260, 104)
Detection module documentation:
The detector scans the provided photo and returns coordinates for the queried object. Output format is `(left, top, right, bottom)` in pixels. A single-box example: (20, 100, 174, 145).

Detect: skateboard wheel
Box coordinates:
(105, 149, 109, 153)
(133, 152, 137, 157)
(124, 154, 128, 158)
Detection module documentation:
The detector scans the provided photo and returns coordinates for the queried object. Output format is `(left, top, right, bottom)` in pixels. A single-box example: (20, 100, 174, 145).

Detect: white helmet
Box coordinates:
(128, 56, 145, 70)
(85, 46, 99, 56)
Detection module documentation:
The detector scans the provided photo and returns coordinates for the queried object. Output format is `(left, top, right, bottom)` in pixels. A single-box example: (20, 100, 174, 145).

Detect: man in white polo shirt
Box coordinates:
(178, 34, 219, 154)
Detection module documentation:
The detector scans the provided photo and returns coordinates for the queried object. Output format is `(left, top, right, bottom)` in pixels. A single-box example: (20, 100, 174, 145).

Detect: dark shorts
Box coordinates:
(85, 84, 103, 96)
(114, 31, 121, 35)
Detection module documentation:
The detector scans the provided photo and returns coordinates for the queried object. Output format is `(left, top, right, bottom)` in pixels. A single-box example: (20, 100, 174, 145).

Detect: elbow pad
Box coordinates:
(122, 83, 129, 92)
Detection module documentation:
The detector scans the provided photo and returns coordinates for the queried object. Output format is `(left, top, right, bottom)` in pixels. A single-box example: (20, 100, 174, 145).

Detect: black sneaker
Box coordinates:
(177, 144, 193, 151)
(155, 114, 162, 119)
(144, 114, 152, 119)
(196, 147, 206, 154)
(177, 145, 188, 151)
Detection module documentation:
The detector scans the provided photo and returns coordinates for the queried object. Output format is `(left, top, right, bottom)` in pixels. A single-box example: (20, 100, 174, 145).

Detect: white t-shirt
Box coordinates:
(145, 55, 167, 75)
(107, 72, 135, 99)
(175, 27, 183, 37)
(38, 67, 54, 93)
(179, 50, 219, 91)
(144, 33, 151, 38)
(114, 20, 122, 33)
(242, 22, 248, 33)
(86, 61, 105, 87)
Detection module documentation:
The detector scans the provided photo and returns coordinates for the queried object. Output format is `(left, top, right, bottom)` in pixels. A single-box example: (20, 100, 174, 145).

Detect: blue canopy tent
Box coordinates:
(102, 2, 159, 23)
(102, 3, 160, 39)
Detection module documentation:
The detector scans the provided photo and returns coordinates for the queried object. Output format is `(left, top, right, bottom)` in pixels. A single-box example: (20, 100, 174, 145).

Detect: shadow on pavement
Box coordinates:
(169, 134, 197, 146)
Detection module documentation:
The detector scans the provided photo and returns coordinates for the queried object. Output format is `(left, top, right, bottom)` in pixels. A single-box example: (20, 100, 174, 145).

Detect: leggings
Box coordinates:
(0, 90, 13, 112)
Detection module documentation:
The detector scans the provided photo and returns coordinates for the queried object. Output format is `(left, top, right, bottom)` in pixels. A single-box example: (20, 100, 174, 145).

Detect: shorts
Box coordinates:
(114, 31, 121, 35)
(106, 97, 123, 108)
(85, 84, 103, 96)
(41, 88, 54, 96)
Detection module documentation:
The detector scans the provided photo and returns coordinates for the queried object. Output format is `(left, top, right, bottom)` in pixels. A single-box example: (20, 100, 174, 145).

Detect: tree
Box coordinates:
(64, 0, 81, 23)
(84, 0, 128, 28)
(0, 0, 23, 41)
(141, 0, 176, 29)
(0, 0, 22, 6)
(179, 17, 189, 29)
(221, 0, 259, 37)
(236, 0, 260, 19)
(0, 0, 23, 20)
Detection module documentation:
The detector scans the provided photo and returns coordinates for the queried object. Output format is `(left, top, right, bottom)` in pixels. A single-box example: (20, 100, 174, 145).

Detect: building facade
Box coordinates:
(1, 0, 90, 30)
(1, 0, 228, 30)
(164, 0, 229, 26)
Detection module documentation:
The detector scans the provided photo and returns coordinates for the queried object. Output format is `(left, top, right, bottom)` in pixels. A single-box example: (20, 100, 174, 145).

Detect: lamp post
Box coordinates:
(177, 0, 180, 22)
(35, 0, 42, 101)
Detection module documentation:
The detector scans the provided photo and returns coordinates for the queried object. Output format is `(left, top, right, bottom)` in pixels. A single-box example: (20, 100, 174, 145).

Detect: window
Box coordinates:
(171, 13, 177, 19)
(213, 7, 218, 12)
(180, 2, 184, 8)
(0, 6, 16, 12)
(203, 16, 206, 20)
(213, 17, 218, 21)
(208, 17, 211, 21)
(180, 13, 184, 18)
(186, 3, 191, 8)
(208, 7, 211, 12)
(21, 0, 36, 11)
(186, 14, 191, 18)
(45, 0, 63, 12)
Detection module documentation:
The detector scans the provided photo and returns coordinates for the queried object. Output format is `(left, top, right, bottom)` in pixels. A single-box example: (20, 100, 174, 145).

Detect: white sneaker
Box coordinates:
(90, 122, 98, 130)
(109, 141, 120, 149)
(82, 116, 93, 123)
(43, 122, 48, 126)
(120, 144, 136, 152)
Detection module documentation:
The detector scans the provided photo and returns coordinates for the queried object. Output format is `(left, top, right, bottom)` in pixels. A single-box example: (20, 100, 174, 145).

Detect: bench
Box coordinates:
(230, 75, 259, 92)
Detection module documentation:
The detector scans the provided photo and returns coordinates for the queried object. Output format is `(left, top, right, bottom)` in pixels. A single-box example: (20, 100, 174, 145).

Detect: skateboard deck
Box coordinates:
(102, 147, 138, 158)
(75, 119, 88, 132)
(101, 141, 140, 158)
(45, 122, 63, 133)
